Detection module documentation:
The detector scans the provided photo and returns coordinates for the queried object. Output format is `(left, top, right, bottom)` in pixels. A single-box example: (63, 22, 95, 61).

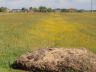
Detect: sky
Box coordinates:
(0, 0, 96, 10)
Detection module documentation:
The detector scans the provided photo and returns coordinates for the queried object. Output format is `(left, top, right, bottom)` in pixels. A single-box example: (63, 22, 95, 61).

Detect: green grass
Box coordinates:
(0, 13, 96, 72)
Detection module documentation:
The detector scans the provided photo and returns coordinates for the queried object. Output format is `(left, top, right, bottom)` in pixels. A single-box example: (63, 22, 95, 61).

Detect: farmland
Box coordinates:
(0, 13, 96, 72)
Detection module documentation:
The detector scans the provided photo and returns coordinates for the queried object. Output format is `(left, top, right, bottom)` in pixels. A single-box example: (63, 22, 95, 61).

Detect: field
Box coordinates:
(0, 13, 96, 72)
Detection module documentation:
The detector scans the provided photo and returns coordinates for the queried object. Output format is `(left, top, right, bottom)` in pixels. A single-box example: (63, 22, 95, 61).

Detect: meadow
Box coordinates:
(0, 13, 96, 72)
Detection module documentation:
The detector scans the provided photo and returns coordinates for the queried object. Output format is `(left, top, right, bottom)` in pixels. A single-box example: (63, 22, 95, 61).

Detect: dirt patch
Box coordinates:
(12, 48, 96, 72)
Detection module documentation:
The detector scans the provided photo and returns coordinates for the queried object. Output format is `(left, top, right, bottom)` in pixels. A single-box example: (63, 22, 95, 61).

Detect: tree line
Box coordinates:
(0, 7, 8, 12)
(0, 6, 96, 13)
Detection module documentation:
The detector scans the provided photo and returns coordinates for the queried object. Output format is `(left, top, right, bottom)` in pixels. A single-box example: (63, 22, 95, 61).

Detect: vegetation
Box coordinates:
(12, 48, 96, 72)
(21, 8, 28, 12)
(0, 13, 96, 72)
(0, 7, 9, 12)
(0, 6, 96, 13)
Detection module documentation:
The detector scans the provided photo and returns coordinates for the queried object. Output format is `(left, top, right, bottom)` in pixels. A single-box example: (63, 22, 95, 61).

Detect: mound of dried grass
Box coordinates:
(12, 48, 96, 72)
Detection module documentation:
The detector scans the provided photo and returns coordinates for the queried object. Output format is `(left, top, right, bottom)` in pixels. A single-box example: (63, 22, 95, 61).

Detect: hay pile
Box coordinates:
(12, 48, 96, 72)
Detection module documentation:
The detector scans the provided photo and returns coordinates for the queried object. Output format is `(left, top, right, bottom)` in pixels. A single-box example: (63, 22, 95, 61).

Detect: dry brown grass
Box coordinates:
(12, 48, 96, 72)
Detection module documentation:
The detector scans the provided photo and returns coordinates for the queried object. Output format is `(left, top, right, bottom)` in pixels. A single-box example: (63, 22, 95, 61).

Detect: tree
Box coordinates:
(39, 6, 47, 12)
(77, 9, 85, 12)
(0, 7, 8, 12)
(47, 8, 53, 12)
(29, 7, 32, 10)
(32, 8, 38, 12)
(29, 7, 33, 12)
(21, 8, 28, 12)
(61, 9, 68, 12)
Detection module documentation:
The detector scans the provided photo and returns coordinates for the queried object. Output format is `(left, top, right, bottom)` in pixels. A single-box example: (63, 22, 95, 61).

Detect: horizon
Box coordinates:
(0, 0, 96, 10)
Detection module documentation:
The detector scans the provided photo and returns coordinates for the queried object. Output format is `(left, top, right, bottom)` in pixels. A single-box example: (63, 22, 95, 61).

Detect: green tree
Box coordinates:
(32, 8, 38, 12)
(61, 9, 68, 12)
(47, 8, 53, 12)
(39, 6, 47, 12)
(77, 9, 85, 12)
(0, 7, 8, 12)
(21, 8, 28, 12)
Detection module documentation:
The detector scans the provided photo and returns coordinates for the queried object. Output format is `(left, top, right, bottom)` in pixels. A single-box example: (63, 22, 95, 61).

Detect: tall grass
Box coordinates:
(0, 13, 96, 72)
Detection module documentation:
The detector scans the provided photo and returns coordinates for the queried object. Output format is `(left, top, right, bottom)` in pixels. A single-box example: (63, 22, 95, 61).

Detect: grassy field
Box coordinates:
(0, 13, 96, 72)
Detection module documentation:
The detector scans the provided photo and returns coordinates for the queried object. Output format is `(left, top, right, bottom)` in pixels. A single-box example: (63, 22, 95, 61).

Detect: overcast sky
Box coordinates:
(0, 0, 96, 10)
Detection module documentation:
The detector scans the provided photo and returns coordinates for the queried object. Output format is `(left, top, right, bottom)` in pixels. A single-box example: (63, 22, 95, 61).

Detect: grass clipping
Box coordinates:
(12, 48, 96, 72)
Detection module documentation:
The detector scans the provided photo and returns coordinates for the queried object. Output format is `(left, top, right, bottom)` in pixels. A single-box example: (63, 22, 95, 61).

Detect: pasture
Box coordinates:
(0, 13, 96, 72)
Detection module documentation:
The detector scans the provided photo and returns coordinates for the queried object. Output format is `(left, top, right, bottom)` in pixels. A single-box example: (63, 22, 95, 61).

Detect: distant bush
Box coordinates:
(0, 7, 8, 12)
